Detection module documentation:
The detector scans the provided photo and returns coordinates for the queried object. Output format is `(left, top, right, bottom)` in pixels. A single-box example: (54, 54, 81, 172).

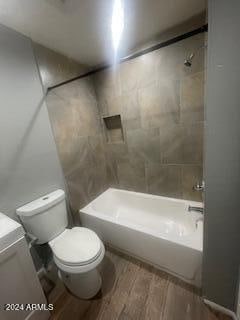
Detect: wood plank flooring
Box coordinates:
(47, 248, 231, 320)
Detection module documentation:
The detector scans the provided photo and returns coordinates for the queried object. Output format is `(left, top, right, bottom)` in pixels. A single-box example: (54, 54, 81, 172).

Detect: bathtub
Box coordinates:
(79, 188, 203, 286)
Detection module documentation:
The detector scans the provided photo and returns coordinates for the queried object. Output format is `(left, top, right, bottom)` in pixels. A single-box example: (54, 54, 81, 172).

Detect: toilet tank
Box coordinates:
(16, 189, 68, 244)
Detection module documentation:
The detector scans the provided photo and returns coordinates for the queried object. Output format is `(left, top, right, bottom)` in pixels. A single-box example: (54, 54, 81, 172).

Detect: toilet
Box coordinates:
(16, 189, 105, 299)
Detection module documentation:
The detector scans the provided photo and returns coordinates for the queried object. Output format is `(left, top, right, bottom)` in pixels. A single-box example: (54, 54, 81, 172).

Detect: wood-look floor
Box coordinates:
(47, 248, 231, 320)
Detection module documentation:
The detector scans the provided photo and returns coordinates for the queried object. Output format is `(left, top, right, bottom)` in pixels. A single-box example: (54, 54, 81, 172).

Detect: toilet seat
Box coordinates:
(49, 227, 102, 267)
(53, 241, 105, 274)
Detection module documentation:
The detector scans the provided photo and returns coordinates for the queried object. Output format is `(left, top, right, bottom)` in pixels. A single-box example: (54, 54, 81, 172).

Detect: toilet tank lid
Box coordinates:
(16, 189, 65, 217)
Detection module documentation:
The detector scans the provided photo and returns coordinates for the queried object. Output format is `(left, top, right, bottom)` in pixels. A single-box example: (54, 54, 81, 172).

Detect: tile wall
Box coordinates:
(38, 32, 205, 219)
(46, 78, 108, 214)
(93, 33, 205, 201)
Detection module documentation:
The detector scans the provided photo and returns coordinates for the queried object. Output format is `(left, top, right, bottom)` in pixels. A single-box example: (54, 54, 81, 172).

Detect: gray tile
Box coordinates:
(67, 159, 108, 211)
(126, 128, 161, 163)
(87, 165, 108, 199)
(46, 91, 92, 174)
(46, 92, 69, 147)
(73, 99, 101, 136)
(157, 79, 180, 124)
(94, 70, 123, 117)
(182, 123, 203, 164)
(182, 165, 203, 201)
(48, 90, 101, 139)
(104, 150, 119, 188)
(97, 96, 109, 116)
(46, 77, 108, 211)
(93, 67, 122, 101)
(146, 164, 182, 198)
(122, 118, 141, 131)
(138, 82, 161, 129)
(138, 80, 180, 129)
(180, 71, 204, 123)
(88, 135, 106, 167)
(106, 160, 119, 188)
(102, 94, 123, 116)
(53, 77, 96, 103)
(160, 123, 203, 165)
(66, 168, 90, 212)
(120, 52, 158, 93)
(105, 142, 128, 164)
(117, 158, 146, 193)
(160, 124, 184, 164)
(61, 136, 91, 176)
(156, 44, 185, 81)
(121, 89, 140, 121)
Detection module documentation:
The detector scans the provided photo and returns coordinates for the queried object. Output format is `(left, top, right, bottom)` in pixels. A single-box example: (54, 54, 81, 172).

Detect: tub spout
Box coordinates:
(188, 206, 204, 214)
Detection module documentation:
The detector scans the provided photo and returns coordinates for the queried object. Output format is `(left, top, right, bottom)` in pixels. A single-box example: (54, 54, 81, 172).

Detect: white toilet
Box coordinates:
(16, 189, 105, 299)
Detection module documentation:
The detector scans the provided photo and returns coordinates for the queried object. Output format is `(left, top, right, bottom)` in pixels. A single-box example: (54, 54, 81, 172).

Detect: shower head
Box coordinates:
(184, 59, 192, 67)
(184, 44, 207, 67)
(184, 53, 194, 67)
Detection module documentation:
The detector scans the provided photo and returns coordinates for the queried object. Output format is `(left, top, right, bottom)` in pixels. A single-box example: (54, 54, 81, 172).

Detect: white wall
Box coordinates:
(0, 24, 65, 219)
(203, 0, 240, 311)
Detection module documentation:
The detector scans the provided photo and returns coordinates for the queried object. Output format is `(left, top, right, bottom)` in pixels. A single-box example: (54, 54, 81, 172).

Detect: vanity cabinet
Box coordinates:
(0, 212, 50, 320)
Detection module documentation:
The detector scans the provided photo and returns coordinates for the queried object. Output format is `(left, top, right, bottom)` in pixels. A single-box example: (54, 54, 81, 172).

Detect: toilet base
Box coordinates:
(58, 268, 102, 299)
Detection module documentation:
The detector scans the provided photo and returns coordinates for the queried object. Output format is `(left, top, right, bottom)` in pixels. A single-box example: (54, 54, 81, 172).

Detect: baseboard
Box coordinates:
(203, 298, 238, 320)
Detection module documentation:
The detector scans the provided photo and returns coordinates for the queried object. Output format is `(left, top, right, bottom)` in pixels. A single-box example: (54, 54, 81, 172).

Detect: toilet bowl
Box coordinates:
(16, 189, 105, 299)
(49, 227, 105, 299)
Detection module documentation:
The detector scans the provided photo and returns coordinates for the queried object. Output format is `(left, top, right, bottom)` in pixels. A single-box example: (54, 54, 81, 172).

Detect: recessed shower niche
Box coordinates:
(102, 114, 124, 143)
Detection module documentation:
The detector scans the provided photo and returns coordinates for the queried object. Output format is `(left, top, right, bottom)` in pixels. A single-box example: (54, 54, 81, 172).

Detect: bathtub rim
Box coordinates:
(84, 187, 203, 208)
(79, 188, 203, 252)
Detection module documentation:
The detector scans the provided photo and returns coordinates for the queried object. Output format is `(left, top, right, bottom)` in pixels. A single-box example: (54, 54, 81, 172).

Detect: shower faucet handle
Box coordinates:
(193, 181, 205, 191)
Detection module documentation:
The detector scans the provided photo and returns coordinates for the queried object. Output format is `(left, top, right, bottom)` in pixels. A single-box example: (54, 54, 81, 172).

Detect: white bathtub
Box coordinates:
(79, 188, 203, 286)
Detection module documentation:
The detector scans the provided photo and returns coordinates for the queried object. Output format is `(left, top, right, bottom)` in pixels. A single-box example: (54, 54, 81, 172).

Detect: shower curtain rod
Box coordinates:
(47, 24, 208, 92)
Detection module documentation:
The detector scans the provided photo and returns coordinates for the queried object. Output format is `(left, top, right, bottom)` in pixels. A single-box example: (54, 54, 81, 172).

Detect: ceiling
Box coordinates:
(0, 0, 206, 66)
